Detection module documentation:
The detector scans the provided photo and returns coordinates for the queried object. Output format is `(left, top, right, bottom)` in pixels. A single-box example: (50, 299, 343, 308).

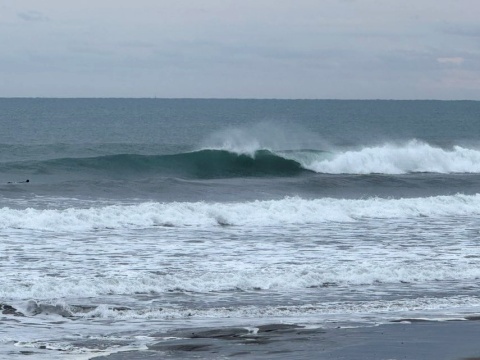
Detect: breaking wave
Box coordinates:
(1, 194, 480, 231)
(303, 140, 480, 174)
(2, 140, 480, 179)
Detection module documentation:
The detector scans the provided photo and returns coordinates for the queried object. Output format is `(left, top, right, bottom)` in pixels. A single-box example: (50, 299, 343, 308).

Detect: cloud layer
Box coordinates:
(1, 0, 479, 99)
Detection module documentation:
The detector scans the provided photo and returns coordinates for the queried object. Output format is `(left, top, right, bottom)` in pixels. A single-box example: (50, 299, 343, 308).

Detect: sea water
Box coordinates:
(1, 99, 480, 359)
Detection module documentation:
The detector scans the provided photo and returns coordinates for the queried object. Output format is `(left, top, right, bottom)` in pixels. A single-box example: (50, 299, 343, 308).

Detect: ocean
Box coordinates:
(1, 99, 480, 359)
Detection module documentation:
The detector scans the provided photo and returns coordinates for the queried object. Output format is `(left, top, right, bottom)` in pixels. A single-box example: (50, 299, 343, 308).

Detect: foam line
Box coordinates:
(1, 194, 480, 231)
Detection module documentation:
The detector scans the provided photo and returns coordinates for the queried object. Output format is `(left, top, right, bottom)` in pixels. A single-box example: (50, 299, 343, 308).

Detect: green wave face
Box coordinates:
(1, 150, 309, 179)
(169, 150, 307, 178)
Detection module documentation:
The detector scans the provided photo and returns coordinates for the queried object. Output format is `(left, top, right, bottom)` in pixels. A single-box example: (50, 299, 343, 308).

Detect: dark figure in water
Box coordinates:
(7, 179, 29, 184)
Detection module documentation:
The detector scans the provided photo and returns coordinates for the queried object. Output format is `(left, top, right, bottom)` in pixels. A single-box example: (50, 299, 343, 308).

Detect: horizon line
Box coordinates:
(0, 97, 478, 101)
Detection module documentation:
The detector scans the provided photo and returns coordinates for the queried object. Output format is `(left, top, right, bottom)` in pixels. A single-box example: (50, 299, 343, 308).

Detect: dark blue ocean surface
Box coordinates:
(1, 99, 480, 202)
(1, 99, 480, 359)
(1, 99, 479, 147)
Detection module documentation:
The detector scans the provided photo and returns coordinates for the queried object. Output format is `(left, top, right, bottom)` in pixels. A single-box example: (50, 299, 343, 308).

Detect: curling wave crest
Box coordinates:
(2, 194, 480, 231)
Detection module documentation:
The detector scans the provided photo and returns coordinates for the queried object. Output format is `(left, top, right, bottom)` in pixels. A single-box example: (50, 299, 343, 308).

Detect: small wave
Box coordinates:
(1, 194, 480, 231)
(74, 296, 480, 321)
(7, 297, 480, 323)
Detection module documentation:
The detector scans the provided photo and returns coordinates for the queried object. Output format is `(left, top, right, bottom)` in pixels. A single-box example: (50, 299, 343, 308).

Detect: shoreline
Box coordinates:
(90, 319, 480, 360)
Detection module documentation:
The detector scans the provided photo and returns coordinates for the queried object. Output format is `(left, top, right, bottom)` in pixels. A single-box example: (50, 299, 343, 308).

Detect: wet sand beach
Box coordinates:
(92, 319, 480, 360)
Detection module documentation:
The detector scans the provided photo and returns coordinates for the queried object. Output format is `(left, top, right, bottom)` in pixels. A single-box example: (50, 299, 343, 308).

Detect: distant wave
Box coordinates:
(2, 194, 480, 231)
(2, 140, 480, 179)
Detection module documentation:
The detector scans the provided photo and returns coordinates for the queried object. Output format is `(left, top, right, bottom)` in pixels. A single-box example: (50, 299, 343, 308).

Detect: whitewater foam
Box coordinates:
(9, 296, 480, 322)
(1, 194, 480, 231)
(303, 140, 480, 174)
(77, 295, 480, 321)
(2, 250, 480, 300)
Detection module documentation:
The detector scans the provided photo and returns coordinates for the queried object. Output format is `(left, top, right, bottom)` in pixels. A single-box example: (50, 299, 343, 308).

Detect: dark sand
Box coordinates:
(91, 319, 480, 360)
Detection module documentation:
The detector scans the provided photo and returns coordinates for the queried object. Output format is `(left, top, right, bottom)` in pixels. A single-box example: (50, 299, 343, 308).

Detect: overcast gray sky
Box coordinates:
(1, 0, 479, 99)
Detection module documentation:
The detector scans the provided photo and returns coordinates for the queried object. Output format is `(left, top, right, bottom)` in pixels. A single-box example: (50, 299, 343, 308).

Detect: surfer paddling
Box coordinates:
(7, 179, 30, 184)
